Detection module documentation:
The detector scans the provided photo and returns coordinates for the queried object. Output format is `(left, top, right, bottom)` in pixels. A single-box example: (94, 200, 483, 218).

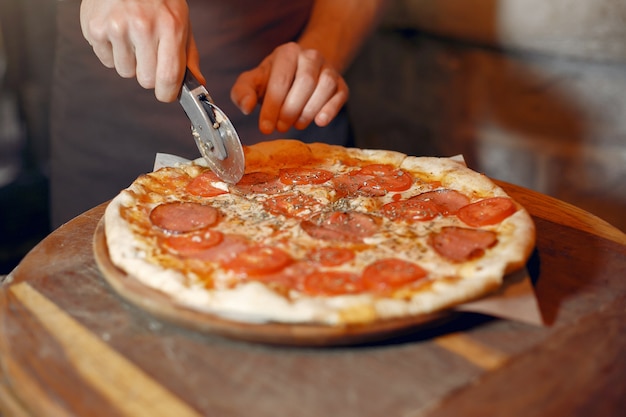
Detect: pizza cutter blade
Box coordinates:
(179, 69, 245, 184)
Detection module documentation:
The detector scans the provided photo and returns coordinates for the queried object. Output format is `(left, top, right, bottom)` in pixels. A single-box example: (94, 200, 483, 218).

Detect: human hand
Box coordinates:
(80, 0, 203, 102)
(230, 42, 349, 134)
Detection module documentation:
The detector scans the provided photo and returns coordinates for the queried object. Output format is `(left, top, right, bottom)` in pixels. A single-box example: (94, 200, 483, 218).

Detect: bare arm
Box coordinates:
(298, 0, 388, 73)
(231, 0, 388, 134)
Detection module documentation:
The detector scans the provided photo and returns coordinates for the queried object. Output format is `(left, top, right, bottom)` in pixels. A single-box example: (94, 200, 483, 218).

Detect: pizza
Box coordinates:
(102, 139, 535, 326)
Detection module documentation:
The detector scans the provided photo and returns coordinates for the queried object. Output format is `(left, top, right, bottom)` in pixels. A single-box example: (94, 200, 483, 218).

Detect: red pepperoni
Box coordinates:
(300, 211, 379, 242)
(457, 197, 517, 227)
(263, 193, 323, 219)
(331, 173, 378, 198)
(237, 171, 276, 185)
(279, 168, 334, 185)
(248, 262, 314, 293)
(190, 234, 250, 263)
(331, 165, 412, 198)
(306, 247, 355, 266)
(235, 172, 284, 194)
(362, 258, 427, 293)
(381, 199, 439, 222)
(221, 245, 292, 275)
(149, 202, 219, 233)
(429, 226, 498, 262)
(409, 189, 470, 216)
(186, 171, 228, 197)
(302, 271, 364, 296)
(160, 230, 223, 256)
(357, 164, 413, 192)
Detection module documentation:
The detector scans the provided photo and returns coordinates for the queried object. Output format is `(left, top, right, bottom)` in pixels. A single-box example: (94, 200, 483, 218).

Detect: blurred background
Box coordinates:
(1, 0, 53, 274)
(1, 0, 625, 274)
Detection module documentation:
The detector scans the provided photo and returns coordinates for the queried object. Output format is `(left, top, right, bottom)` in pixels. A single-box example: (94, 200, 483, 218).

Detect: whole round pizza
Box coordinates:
(99, 140, 535, 339)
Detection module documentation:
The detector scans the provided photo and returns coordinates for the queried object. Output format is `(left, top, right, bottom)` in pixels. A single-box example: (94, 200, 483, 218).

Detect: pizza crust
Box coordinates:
(103, 140, 536, 326)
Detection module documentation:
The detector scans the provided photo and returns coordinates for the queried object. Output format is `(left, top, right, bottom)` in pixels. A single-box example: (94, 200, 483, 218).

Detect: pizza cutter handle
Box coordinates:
(179, 69, 228, 161)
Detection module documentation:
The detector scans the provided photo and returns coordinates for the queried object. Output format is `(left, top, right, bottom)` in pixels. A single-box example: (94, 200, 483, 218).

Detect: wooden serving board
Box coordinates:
(1, 181, 625, 417)
(93, 219, 449, 346)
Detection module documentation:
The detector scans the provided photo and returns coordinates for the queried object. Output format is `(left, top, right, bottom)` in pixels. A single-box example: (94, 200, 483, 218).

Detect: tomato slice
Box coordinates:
(457, 197, 517, 227)
(302, 271, 364, 296)
(222, 246, 292, 275)
(279, 168, 334, 185)
(306, 247, 355, 266)
(362, 258, 427, 293)
(186, 171, 228, 197)
(160, 230, 224, 256)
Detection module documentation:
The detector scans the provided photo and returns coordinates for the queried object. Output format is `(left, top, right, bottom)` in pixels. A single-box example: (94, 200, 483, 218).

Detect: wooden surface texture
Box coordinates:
(1, 181, 625, 417)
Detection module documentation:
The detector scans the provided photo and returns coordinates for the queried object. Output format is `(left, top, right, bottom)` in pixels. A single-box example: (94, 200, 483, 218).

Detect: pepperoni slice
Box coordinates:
(250, 262, 314, 291)
(186, 171, 228, 197)
(409, 189, 470, 216)
(362, 258, 427, 293)
(331, 165, 412, 198)
(190, 234, 250, 263)
(279, 168, 334, 185)
(381, 199, 439, 222)
(429, 226, 498, 262)
(306, 247, 355, 266)
(331, 173, 377, 198)
(300, 211, 379, 242)
(235, 172, 284, 194)
(149, 202, 219, 233)
(263, 193, 323, 219)
(302, 271, 364, 296)
(160, 230, 224, 256)
(357, 164, 413, 192)
(237, 171, 276, 185)
(457, 197, 517, 227)
(221, 245, 292, 275)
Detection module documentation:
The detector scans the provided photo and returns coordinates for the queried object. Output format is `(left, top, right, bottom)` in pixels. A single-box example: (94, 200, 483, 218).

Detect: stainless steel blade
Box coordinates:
(179, 69, 245, 183)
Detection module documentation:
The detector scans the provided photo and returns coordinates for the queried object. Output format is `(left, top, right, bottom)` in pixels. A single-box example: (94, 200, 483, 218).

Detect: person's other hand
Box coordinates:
(80, 0, 203, 102)
(231, 42, 349, 134)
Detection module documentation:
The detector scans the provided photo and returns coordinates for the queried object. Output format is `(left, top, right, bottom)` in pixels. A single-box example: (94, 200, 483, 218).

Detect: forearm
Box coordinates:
(297, 0, 389, 73)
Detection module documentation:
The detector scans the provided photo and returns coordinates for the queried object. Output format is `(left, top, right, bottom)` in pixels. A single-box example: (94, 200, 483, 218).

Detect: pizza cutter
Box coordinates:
(179, 68, 245, 184)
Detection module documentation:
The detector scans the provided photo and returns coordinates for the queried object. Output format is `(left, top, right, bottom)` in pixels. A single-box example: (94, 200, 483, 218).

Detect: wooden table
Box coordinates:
(1, 182, 625, 417)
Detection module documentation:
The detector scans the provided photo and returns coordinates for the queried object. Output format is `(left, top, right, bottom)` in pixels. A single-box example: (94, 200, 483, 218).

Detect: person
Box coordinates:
(49, 0, 387, 227)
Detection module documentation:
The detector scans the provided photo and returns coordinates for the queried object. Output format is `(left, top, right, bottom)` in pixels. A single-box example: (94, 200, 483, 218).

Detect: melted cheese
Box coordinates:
(105, 153, 535, 325)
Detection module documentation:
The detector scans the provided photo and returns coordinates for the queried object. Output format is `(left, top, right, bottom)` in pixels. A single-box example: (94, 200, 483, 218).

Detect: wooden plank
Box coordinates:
(427, 296, 626, 417)
(0, 376, 33, 417)
(495, 180, 626, 245)
(8, 282, 203, 417)
(434, 333, 509, 370)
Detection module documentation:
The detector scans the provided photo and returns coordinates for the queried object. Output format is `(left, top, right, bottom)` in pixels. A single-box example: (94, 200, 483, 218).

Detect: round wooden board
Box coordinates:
(92, 218, 450, 346)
